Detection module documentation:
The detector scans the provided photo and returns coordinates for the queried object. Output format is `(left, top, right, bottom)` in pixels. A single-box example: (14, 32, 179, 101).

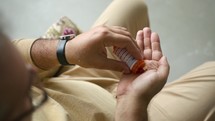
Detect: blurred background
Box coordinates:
(0, 0, 214, 82)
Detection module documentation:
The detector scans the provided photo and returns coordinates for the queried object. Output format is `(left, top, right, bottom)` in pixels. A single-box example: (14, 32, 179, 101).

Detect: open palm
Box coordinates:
(117, 28, 170, 101)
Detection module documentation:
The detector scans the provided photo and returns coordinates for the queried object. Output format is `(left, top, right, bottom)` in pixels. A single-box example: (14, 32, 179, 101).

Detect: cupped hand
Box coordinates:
(117, 27, 170, 103)
(65, 25, 142, 73)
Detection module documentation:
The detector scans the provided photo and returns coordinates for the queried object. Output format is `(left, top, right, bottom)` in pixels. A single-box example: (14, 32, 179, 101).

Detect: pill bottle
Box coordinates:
(113, 47, 145, 74)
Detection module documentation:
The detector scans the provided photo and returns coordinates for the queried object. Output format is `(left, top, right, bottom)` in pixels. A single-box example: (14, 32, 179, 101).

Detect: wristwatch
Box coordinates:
(57, 34, 75, 65)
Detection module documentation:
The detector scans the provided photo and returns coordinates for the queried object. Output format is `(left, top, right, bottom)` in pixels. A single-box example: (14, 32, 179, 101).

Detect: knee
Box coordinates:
(129, 0, 148, 15)
(116, 0, 148, 14)
(122, 0, 149, 25)
(125, 0, 149, 27)
(137, 0, 148, 11)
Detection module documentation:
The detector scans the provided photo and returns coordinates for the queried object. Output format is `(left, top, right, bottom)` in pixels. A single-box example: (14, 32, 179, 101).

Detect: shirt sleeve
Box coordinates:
(13, 38, 60, 79)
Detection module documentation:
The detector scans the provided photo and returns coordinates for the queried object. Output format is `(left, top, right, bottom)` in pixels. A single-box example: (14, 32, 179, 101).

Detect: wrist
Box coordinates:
(115, 94, 149, 121)
(31, 38, 60, 70)
(64, 37, 76, 65)
(57, 34, 75, 65)
(117, 87, 151, 105)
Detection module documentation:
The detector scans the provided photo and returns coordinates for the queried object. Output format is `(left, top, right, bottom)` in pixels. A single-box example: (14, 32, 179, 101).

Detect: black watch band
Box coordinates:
(57, 34, 75, 65)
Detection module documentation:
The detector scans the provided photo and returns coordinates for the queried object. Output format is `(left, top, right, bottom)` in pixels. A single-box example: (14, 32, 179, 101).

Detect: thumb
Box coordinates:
(100, 58, 130, 73)
(157, 56, 170, 81)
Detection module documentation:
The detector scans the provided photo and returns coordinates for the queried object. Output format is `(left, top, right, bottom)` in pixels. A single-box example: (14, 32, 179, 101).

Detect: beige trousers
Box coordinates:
(28, 0, 215, 121)
(93, 0, 215, 120)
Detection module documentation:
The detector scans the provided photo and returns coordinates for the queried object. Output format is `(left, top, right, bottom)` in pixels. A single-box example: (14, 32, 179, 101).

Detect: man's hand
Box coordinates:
(115, 27, 170, 121)
(65, 25, 142, 72)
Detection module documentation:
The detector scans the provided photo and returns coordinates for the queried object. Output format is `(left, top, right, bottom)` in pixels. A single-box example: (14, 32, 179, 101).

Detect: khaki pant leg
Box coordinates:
(148, 61, 215, 121)
(59, 0, 150, 93)
(92, 0, 150, 77)
(32, 1, 150, 120)
(92, 0, 150, 38)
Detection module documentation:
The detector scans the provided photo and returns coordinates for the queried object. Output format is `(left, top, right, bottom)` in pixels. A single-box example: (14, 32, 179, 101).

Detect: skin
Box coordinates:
(1, 25, 141, 121)
(115, 27, 170, 121)
(0, 26, 169, 121)
(31, 25, 142, 73)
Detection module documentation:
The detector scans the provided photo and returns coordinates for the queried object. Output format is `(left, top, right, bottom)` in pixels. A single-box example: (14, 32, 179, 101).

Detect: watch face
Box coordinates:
(60, 34, 75, 40)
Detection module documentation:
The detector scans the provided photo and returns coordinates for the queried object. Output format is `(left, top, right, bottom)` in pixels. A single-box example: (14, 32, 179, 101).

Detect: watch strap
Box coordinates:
(57, 34, 75, 65)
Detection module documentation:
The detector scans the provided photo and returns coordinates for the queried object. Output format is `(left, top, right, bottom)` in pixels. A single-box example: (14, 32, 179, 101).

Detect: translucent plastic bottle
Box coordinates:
(113, 47, 145, 74)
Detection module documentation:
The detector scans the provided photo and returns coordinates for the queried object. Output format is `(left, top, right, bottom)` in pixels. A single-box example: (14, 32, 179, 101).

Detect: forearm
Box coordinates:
(115, 95, 148, 121)
(31, 38, 60, 70)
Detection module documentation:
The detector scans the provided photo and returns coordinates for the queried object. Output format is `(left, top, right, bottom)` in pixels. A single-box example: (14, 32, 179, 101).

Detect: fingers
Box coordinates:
(107, 33, 142, 60)
(101, 26, 142, 60)
(111, 26, 128, 31)
(110, 26, 131, 38)
(151, 32, 163, 61)
(136, 30, 144, 52)
(96, 57, 130, 73)
(109, 26, 140, 50)
(143, 27, 152, 60)
(136, 27, 163, 61)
